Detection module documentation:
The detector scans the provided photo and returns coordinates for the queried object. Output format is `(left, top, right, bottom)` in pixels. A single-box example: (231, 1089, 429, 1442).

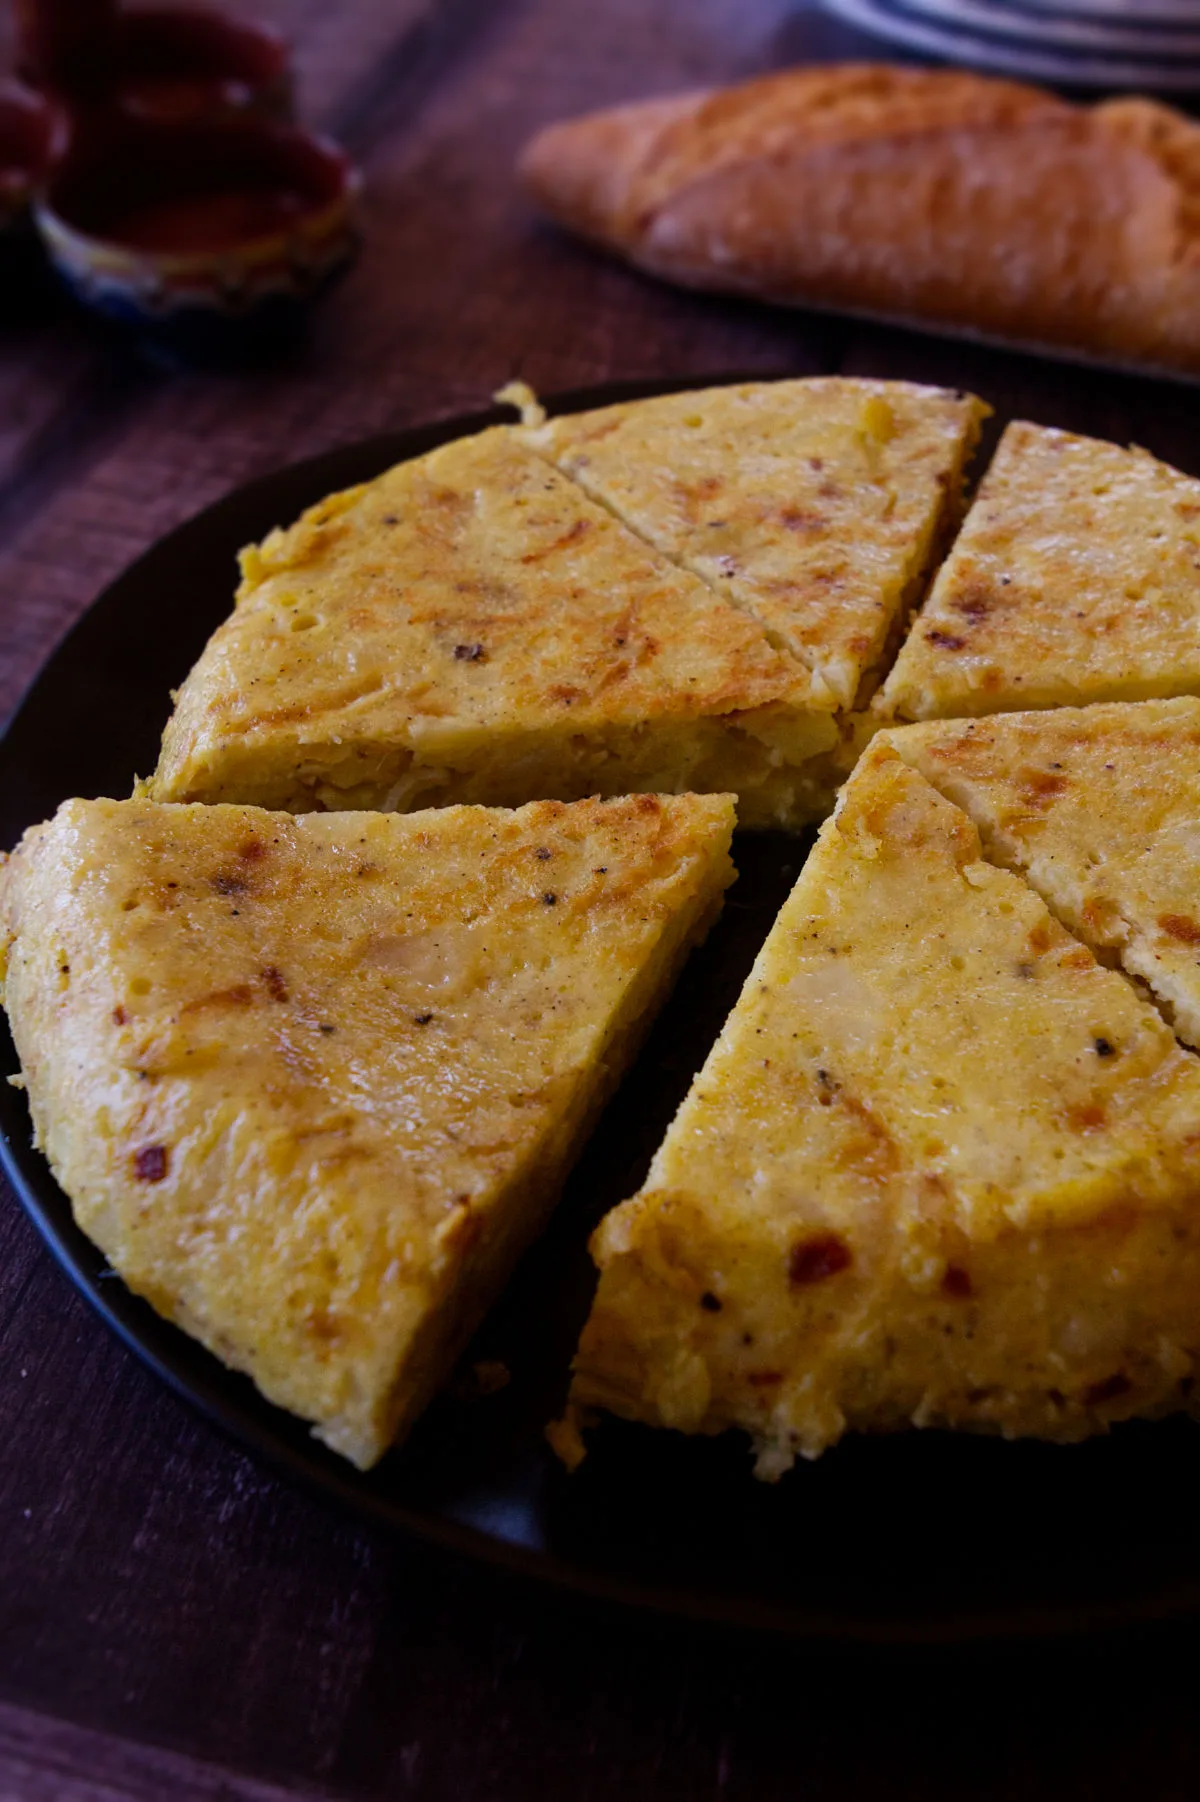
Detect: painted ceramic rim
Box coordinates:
(34, 125, 361, 317)
(36, 187, 360, 315)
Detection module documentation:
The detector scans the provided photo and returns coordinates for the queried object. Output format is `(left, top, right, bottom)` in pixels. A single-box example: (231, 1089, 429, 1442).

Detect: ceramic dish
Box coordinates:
(36, 114, 358, 358)
(7, 382, 1200, 1644)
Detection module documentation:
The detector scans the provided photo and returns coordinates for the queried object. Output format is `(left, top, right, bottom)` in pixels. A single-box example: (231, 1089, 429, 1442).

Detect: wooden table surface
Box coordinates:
(5, 2, 1200, 1796)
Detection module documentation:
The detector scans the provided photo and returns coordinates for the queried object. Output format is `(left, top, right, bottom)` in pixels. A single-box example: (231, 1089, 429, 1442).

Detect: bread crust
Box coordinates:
(519, 65, 1200, 375)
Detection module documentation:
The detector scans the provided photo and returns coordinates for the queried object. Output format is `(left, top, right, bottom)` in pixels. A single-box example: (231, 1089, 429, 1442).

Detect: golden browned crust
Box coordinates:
(519, 65, 1200, 375)
(565, 746, 1200, 1476)
(879, 698, 1200, 1052)
(878, 420, 1200, 720)
(150, 424, 838, 831)
(1, 792, 736, 1467)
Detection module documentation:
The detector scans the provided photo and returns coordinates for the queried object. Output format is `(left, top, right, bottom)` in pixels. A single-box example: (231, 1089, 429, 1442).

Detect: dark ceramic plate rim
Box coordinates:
(6, 377, 1200, 1648)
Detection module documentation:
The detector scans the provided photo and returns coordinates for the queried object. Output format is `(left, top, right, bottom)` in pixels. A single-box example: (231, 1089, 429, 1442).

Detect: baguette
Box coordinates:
(518, 64, 1200, 377)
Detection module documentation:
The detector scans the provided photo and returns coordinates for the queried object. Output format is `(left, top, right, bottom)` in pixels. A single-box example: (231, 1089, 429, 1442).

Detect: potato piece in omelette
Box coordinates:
(151, 425, 838, 831)
(523, 378, 987, 709)
(0, 791, 735, 1468)
(880, 421, 1200, 721)
(882, 698, 1200, 1052)
(565, 743, 1200, 1477)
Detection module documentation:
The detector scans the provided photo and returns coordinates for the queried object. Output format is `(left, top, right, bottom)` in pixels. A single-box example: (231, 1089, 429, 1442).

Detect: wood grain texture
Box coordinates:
(0, 1700, 322, 1802)
(6, 2, 1200, 1799)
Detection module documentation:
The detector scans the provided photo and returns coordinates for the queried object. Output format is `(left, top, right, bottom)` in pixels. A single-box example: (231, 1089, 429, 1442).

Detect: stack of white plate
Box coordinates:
(817, 0, 1200, 91)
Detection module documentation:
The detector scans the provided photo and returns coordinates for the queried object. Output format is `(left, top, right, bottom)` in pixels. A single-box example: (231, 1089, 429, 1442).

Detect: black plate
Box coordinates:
(6, 380, 1200, 1647)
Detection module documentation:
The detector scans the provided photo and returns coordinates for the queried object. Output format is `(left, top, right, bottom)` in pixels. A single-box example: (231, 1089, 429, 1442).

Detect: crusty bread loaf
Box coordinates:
(518, 64, 1200, 376)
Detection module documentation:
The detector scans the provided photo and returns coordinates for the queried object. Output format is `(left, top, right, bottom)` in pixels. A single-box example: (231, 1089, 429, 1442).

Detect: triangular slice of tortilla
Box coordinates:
(880, 696, 1200, 1050)
(524, 378, 986, 710)
(562, 743, 1200, 1477)
(0, 790, 735, 1467)
(151, 425, 838, 831)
